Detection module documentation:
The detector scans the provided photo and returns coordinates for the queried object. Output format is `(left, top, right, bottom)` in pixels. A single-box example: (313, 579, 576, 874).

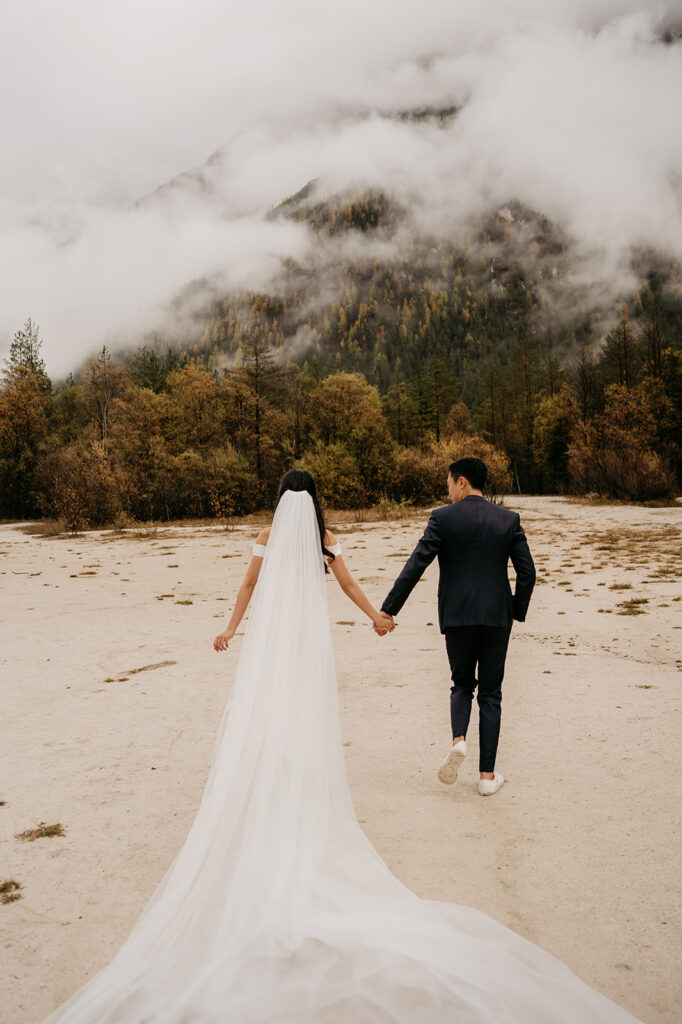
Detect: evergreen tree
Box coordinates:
(6, 318, 51, 390)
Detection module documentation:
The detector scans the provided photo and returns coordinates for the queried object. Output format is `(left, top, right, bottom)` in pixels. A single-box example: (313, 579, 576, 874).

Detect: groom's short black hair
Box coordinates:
(448, 457, 487, 490)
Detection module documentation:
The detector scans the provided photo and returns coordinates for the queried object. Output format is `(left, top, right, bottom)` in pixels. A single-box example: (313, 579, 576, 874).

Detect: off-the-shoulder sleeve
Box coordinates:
(252, 543, 267, 557)
(327, 543, 342, 556)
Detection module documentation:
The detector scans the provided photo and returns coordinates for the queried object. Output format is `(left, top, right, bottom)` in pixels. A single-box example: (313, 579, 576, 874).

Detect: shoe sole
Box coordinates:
(437, 747, 466, 785)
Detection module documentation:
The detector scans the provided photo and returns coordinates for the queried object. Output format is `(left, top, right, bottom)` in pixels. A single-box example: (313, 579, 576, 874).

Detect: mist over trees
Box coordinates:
(1, 195, 680, 528)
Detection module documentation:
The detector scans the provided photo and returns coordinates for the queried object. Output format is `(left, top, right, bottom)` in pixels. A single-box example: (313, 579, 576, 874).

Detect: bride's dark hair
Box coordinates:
(277, 469, 335, 571)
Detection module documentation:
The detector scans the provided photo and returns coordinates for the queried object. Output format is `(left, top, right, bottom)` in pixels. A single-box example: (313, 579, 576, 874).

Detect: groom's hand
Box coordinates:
(373, 611, 395, 636)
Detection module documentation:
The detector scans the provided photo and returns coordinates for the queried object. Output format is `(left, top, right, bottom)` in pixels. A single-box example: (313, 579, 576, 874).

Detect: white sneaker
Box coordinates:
(479, 771, 505, 796)
(437, 740, 467, 784)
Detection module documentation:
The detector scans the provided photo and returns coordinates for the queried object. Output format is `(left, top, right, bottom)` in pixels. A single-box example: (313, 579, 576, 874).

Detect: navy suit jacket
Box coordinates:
(381, 495, 536, 631)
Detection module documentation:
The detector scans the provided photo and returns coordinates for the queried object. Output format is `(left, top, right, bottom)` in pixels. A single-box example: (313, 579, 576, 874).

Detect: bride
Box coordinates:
(42, 469, 642, 1023)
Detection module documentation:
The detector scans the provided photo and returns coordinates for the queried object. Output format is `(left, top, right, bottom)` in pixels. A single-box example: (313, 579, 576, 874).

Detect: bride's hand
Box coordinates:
(213, 630, 234, 652)
(372, 611, 395, 636)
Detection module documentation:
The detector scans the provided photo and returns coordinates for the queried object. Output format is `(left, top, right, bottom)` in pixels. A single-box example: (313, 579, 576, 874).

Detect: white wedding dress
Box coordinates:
(42, 490, 642, 1023)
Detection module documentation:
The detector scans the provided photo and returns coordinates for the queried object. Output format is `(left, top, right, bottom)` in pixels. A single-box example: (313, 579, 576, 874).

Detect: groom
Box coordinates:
(377, 457, 536, 796)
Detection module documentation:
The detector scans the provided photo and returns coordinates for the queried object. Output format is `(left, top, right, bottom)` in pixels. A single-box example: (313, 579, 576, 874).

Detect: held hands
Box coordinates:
(213, 630, 234, 652)
(372, 611, 395, 637)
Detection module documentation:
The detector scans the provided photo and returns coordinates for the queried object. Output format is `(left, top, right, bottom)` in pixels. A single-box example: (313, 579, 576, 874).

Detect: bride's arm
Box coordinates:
(213, 528, 269, 651)
(326, 532, 394, 634)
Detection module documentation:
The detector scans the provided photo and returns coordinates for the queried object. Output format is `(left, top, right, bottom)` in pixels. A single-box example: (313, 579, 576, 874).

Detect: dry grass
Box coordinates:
(106, 661, 177, 684)
(17, 520, 64, 538)
(131, 525, 162, 539)
(567, 495, 680, 508)
(9, 505, 431, 548)
(15, 822, 66, 842)
(580, 525, 681, 558)
(0, 880, 23, 904)
(616, 598, 649, 616)
(126, 660, 177, 676)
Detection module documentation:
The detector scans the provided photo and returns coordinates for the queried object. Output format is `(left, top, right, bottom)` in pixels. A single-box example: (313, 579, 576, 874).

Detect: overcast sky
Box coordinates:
(1, 0, 681, 375)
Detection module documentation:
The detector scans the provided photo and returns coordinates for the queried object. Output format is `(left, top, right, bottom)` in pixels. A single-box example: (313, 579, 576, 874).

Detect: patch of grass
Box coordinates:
(0, 879, 23, 904)
(107, 661, 177, 684)
(155, 594, 174, 600)
(175, 599, 193, 605)
(17, 520, 63, 537)
(583, 524, 681, 558)
(616, 598, 649, 616)
(609, 583, 632, 591)
(15, 822, 66, 842)
(132, 526, 161, 539)
(126, 660, 177, 676)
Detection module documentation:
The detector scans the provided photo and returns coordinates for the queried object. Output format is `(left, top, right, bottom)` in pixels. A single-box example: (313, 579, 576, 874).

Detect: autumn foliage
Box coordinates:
(1, 284, 680, 531)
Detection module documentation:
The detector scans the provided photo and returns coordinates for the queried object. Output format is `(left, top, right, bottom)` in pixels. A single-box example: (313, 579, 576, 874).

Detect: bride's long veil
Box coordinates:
(43, 490, 642, 1023)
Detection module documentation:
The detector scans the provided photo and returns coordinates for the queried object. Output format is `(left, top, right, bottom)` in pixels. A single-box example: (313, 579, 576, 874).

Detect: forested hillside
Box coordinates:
(1, 187, 680, 527)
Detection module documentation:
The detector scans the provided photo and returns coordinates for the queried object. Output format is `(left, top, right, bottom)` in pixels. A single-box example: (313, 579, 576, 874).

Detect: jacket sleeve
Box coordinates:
(509, 513, 536, 621)
(381, 511, 442, 617)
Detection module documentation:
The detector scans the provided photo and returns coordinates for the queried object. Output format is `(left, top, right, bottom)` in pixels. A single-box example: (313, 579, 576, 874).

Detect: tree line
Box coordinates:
(0, 298, 679, 531)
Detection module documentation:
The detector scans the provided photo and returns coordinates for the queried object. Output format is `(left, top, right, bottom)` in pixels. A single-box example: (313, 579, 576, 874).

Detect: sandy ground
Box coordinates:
(0, 496, 680, 1024)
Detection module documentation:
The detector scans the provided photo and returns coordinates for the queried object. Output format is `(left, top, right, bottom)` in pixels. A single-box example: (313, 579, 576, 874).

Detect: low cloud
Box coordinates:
(1, 1, 680, 375)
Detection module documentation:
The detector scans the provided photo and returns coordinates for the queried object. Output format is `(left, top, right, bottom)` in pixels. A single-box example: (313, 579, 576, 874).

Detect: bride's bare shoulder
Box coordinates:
(324, 530, 338, 547)
(256, 527, 271, 545)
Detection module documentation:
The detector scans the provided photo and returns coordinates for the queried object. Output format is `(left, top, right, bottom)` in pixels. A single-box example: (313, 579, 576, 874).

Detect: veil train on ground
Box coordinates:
(42, 490, 642, 1023)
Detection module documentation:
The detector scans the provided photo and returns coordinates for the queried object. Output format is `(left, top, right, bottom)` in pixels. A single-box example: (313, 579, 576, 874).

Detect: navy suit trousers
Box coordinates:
(445, 624, 512, 773)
